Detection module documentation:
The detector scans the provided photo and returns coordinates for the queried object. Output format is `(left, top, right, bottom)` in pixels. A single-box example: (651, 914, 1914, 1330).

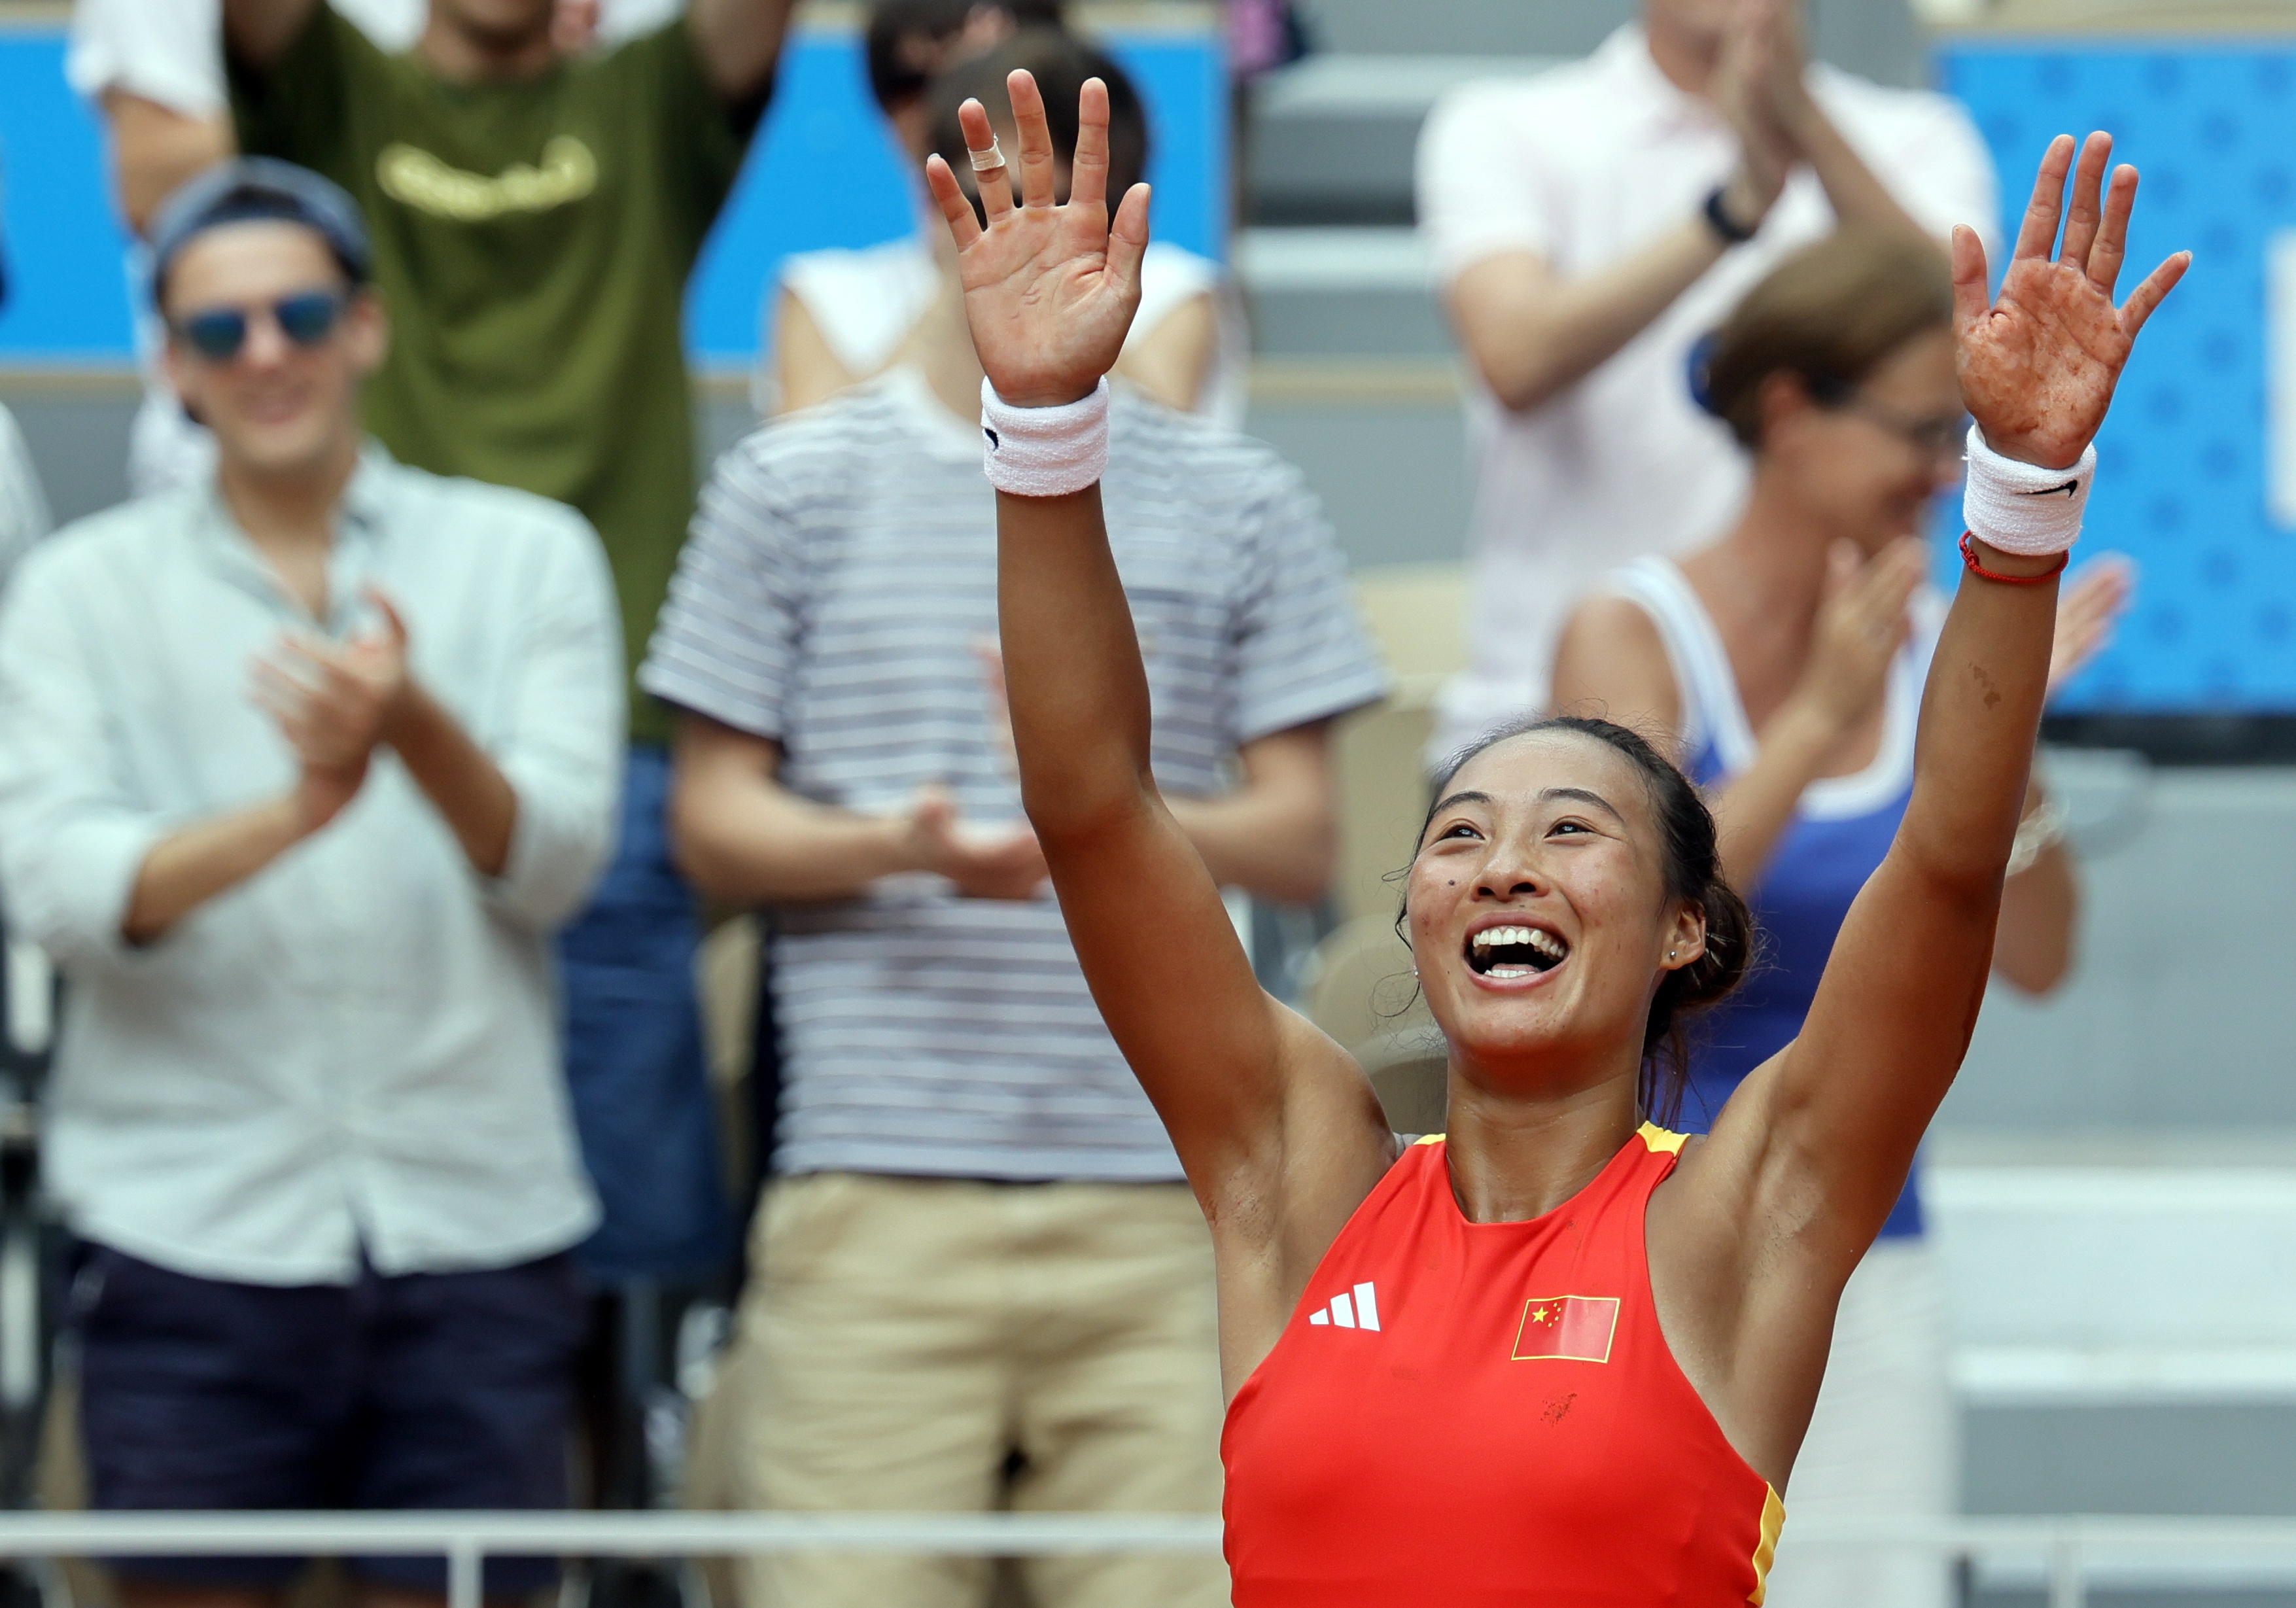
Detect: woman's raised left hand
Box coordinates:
(1955, 131, 2187, 470)
(924, 71, 1150, 409)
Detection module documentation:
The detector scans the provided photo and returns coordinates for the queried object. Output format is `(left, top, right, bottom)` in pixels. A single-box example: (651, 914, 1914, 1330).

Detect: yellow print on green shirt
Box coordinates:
(376, 135, 599, 222)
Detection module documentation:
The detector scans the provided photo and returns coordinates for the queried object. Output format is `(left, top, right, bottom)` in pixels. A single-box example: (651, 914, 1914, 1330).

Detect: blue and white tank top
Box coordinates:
(1605, 557, 1943, 1239)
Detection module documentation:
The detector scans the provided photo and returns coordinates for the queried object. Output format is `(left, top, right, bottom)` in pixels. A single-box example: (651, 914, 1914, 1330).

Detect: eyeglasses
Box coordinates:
(170, 290, 349, 362)
(1811, 377, 1967, 460)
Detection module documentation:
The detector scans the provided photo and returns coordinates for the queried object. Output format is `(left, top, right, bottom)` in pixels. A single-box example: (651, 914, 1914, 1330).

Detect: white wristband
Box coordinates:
(981, 377, 1110, 498)
(1962, 424, 2095, 557)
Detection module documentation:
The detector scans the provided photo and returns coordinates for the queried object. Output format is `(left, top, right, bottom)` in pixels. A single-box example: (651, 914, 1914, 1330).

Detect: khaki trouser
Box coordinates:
(735, 1172, 1230, 1608)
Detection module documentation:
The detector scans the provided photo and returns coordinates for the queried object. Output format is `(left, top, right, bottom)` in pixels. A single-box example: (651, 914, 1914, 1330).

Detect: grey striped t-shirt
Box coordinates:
(641, 369, 1391, 1181)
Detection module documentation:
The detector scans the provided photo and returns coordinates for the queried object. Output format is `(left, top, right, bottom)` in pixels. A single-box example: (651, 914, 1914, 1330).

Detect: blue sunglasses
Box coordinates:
(172, 289, 349, 362)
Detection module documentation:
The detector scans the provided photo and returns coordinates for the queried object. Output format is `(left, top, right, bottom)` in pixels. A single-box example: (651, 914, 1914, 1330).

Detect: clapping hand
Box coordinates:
(907, 644, 1043, 898)
(2049, 555, 2135, 695)
(901, 786, 1048, 901)
(1735, 0, 1817, 137)
(923, 70, 1150, 409)
(1794, 543, 2133, 716)
(1956, 132, 2188, 471)
(1794, 538, 1923, 738)
(248, 586, 413, 834)
(1711, 0, 1799, 224)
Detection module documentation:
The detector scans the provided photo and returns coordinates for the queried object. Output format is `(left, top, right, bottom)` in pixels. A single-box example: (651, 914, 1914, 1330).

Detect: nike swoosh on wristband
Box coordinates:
(2021, 478, 2081, 497)
(984, 427, 1001, 449)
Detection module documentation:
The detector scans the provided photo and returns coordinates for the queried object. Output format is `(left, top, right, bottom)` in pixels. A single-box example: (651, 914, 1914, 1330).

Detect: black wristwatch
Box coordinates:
(1703, 184, 1760, 246)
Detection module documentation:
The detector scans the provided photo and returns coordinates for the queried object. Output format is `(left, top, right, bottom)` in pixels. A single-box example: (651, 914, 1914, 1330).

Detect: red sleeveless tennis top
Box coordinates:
(1221, 1125, 1784, 1606)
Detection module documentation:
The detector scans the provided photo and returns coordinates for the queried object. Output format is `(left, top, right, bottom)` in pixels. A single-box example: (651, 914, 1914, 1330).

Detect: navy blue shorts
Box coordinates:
(74, 1243, 587, 1593)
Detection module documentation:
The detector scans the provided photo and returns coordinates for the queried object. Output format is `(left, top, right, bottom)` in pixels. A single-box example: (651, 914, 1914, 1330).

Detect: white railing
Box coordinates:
(0, 1512, 2292, 1608)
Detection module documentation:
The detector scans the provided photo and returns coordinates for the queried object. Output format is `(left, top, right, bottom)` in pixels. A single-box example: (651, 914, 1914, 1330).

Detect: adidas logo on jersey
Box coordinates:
(1308, 1282, 1382, 1331)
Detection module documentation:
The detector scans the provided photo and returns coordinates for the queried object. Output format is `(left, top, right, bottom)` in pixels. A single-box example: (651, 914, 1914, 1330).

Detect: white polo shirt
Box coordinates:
(1417, 24, 1998, 759)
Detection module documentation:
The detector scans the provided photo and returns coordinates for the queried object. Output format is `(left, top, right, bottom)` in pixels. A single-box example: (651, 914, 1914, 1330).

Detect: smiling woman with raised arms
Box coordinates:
(924, 78, 2185, 1605)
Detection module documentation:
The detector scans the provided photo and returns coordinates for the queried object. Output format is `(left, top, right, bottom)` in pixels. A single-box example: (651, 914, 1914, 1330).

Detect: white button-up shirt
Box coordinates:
(0, 404, 48, 588)
(1418, 25, 1998, 756)
(0, 449, 621, 1285)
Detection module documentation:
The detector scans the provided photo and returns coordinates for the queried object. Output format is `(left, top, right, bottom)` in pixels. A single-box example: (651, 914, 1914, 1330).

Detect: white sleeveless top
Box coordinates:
(773, 233, 1250, 426)
(1600, 555, 1940, 820)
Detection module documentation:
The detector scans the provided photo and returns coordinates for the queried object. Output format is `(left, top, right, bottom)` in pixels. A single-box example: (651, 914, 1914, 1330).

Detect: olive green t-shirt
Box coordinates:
(232, 11, 759, 743)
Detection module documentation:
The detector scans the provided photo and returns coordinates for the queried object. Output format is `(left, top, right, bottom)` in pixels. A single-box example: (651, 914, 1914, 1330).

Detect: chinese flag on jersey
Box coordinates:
(1511, 1295, 1620, 1363)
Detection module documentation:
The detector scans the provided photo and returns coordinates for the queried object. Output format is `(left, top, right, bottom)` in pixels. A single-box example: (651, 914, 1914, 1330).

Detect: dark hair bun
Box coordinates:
(1648, 879, 1756, 1062)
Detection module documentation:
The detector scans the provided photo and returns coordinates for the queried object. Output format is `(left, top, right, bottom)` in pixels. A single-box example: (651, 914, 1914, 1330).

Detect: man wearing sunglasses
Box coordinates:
(0, 160, 623, 1606)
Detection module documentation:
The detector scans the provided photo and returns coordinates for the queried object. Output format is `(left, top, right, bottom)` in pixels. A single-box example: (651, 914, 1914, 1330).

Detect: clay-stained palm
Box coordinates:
(1954, 131, 2189, 470)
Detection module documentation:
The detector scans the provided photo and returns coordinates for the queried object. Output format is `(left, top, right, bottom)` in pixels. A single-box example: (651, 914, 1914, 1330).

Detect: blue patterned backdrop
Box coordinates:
(0, 21, 1224, 368)
(1940, 41, 2291, 713)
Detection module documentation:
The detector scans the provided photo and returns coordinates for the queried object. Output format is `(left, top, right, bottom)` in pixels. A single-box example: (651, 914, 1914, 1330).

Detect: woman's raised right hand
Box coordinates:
(924, 71, 1151, 409)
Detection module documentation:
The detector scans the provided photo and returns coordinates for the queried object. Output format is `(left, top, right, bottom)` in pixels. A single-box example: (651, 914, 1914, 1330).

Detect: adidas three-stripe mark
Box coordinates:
(1308, 1282, 1381, 1331)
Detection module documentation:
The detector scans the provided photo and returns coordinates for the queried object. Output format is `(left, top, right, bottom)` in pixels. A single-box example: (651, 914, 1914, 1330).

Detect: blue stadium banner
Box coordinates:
(0, 14, 1225, 370)
(1940, 41, 2296, 714)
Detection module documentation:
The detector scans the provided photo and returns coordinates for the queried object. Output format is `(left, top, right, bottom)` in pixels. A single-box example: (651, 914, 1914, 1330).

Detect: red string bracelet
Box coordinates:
(1959, 530, 2069, 586)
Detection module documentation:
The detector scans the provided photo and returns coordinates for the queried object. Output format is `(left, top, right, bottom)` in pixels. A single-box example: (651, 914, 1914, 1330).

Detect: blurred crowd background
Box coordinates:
(0, 1, 2292, 1607)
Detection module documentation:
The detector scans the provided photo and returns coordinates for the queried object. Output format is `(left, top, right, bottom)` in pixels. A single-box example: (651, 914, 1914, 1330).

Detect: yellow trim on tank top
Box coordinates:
(1747, 1486, 1786, 1603)
(1419, 1127, 1685, 1152)
(1639, 1117, 1768, 1601)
